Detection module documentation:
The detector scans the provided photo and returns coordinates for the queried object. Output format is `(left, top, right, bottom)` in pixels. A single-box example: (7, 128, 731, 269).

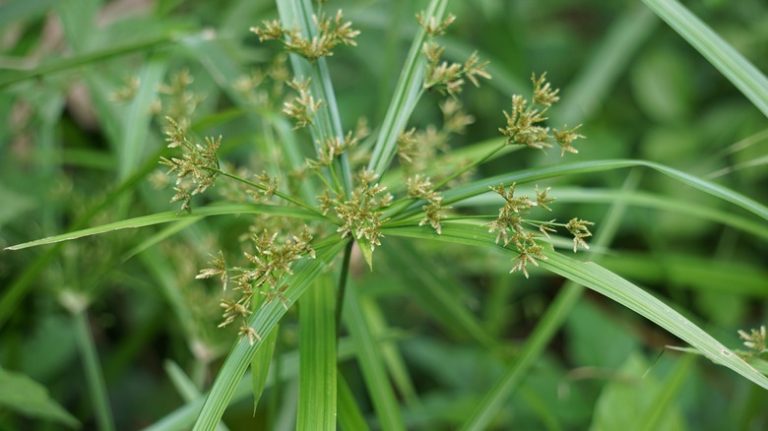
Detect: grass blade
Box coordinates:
(338, 373, 370, 431)
(297, 276, 336, 431)
(642, 0, 768, 118)
(0, 34, 178, 90)
(398, 159, 768, 221)
(344, 283, 405, 431)
(637, 354, 694, 431)
(383, 241, 498, 349)
(5, 204, 324, 251)
(144, 340, 355, 431)
(367, 0, 448, 175)
(192, 240, 345, 430)
(554, 6, 656, 125)
(384, 222, 768, 390)
(459, 187, 768, 240)
(118, 60, 166, 179)
(0, 367, 79, 428)
(252, 327, 278, 413)
(164, 362, 229, 431)
(72, 309, 116, 431)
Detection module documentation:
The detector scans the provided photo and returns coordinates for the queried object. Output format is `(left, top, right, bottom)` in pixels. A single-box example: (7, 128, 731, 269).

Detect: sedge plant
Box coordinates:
(3, 0, 768, 429)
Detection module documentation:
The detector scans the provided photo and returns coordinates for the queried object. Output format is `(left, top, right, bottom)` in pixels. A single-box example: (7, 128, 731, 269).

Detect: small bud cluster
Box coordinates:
(197, 227, 315, 345)
(306, 119, 369, 171)
(159, 117, 221, 212)
(416, 10, 490, 96)
(416, 12, 456, 36)
(283, 78, 322, 129)
(422, 42, 491, 96)
(320, 170, 392, 252)
(565, 218, 594, 253)
(499, 73, 583, 155)
(250, 10, 360, 62)
(489, 183, 592, 277)
(738, 325, 767, 356)
(406, 175, 445, 234)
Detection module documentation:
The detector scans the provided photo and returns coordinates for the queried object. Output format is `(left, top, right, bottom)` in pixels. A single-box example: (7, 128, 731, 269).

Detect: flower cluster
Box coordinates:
(422, 42, 491, 96)
(415, 9, 490, 96)
(159, 117, 221, 212)
(406, 175, 446, 234)
(197, 227, 315, 345)
(320, 170, 392, 252)
(306, 119, 369, 171)
(488, 183, 592, 277)
(499, 73, 583, 155)
(738, 325, 767, 356)
(416, 12, 456, 36)
(283, 78, 322, 129)
(250, 10, 360, 61)
(565, 218, 594, 253)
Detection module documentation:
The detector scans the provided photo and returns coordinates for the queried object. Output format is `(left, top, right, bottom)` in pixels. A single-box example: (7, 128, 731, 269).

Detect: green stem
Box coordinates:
(434, 142, 507, 190)
(335, 241, 354, 335)
(73, 308, 116, 431)
(386, 142, 508, 220)
(212, 169, 322, 216)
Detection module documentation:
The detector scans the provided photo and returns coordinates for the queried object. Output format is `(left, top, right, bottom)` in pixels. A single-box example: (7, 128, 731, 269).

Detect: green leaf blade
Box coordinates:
(642, 0, 768, 118)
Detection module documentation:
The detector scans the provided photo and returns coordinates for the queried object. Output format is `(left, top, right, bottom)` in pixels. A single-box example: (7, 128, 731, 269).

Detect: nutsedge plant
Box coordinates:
(5, 0, 768, 429)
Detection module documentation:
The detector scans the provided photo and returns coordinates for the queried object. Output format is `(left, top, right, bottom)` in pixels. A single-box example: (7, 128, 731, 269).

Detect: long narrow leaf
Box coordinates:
(367, 0, 448, 175)
(297, 276, 337, 431)
(344, 283, 405, 431)
(384, 223, 768, 391)
(642, 0, 768, 118)
(395, 159, 768, 221)
(5, 204, 324, 251)
(459, 187, 768, 240)
(338, 373, 370, 431)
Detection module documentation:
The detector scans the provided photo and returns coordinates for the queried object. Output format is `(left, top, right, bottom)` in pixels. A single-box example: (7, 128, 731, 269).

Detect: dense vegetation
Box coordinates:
(1, 0, 767, 429)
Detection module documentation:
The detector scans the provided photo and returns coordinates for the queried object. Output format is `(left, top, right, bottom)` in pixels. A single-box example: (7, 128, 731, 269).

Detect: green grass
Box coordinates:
(1, 0, 767, 429)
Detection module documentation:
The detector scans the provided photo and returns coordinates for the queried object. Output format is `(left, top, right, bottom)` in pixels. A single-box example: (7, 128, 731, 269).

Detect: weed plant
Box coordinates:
(1, 0, 767, 429)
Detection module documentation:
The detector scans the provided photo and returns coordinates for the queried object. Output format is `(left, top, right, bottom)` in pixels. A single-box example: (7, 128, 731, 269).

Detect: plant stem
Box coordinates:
(335, 241, 354, 336)
(385, 142, 508, 220)
(434, 142, 507, 190)
(212, 169, 322, 216)
(73, 308, 116, 431)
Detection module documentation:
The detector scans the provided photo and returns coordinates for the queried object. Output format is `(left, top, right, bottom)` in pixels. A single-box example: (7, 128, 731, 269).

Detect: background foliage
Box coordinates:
(1, 0, 767, 429)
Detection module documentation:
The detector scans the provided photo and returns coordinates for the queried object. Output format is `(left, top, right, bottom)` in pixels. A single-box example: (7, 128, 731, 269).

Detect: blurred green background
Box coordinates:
(1, 0, 767, 429)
